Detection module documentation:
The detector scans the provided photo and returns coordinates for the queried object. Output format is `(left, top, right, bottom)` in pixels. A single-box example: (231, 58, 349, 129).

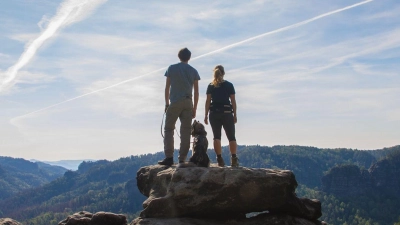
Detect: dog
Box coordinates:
(188, 120, 210, 167)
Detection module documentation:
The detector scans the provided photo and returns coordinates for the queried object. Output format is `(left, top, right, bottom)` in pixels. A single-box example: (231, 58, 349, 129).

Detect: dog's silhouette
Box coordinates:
(189, 120, 210, 167)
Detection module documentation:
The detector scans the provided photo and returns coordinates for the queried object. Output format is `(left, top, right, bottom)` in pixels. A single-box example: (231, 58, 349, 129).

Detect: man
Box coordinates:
(158, 48, 200, 166)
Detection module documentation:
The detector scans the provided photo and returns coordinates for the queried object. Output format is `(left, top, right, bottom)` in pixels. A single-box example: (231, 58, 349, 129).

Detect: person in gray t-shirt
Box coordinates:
(158, 48, 200, 166)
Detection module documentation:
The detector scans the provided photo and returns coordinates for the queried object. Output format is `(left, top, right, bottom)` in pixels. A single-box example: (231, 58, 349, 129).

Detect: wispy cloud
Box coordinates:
(10, 0, 374, 121)
(0, 53, 10, 59)
(228, 27, 400, 84)
(193, 0, 374, 60)
(364, 4, 400, 20)
(0, 0, 107, 92)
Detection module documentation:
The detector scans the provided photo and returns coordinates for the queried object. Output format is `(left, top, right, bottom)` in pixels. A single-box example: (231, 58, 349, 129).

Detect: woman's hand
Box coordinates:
(234, 115, 237, 124)
(204, 116, 208, 125)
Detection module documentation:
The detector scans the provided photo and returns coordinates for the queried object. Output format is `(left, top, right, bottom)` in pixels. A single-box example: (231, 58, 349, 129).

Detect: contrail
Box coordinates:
(12, 68, 166, 119)
(0, 0, 107, 92)
(12, 0, 373, 120)
(193, 0, 373, 60)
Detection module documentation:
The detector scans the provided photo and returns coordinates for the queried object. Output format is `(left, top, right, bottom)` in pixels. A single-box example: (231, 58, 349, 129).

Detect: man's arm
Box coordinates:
(165, 77, 171, 112)
(192, 79, 199, 118)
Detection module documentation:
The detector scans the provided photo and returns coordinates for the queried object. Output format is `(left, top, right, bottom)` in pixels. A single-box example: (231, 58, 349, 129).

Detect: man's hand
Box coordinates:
(204, 116, 208, 125)
(192, 108, 197, 118)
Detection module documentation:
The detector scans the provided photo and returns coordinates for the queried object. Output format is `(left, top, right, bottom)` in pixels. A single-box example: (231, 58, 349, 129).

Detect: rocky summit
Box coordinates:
(133, 164, 322, 224)
(58, 211, 127, 225)
(2, 164, 324, 225)
(0, 218, 21, 225)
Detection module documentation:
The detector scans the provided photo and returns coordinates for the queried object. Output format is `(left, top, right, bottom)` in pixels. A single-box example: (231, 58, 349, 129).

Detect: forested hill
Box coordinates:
(310, 149, 400, 224)
(0, 145, 399, 225)
(368, 145, 400, 159)
(229, 145, 378, 188)
(0, 153, 165, 222)
(0, 156, 67, 200)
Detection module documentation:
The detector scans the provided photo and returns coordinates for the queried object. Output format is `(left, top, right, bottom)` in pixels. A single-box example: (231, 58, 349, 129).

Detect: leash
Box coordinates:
(161, 112, 181, 138)
(161, 112, 165, 138)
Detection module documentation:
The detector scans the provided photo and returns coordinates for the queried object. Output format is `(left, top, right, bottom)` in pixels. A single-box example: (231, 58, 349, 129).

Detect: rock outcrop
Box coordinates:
(134, 164, 322, 224)
(0, 218, 21, 225)
(58, 211, 127, 225)
(369, 152, 400, 198)
(322, 152, 400, 197)
(321, 164, 372, 196)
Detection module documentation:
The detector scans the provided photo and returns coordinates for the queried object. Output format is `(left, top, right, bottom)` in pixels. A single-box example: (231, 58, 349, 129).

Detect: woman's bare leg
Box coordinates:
(229, 141, 239, 167)
(214, 139, 225, 166)
(214, 139, 222, 155)
(229, 140, 237, 154)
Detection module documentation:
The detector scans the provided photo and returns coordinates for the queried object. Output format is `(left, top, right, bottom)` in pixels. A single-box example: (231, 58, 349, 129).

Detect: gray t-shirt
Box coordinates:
(165, 62, 200, 103)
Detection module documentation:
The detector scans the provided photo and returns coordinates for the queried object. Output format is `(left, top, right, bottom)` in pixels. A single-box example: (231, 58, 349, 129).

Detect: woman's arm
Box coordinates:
(204, 94, 211, 125)
(193, 80, 199, 118)
(230, 94, 237, 123)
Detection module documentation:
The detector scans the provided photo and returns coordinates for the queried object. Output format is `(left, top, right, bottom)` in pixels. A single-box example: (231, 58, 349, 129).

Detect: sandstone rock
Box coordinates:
(322, 153, 400, 198)
(369, 153, 400, 197)
(58, 211, 127, 225)
(136, 165, 321, 220)
(0, 218, 21, 225)
(130, 213, 325, 225)
(321, 165, 372, 196)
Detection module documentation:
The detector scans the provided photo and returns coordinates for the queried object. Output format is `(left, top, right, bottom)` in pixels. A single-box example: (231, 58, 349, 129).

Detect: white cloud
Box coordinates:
(0, 53, 10, 59)
(364, 4, 400, 20)
(349, 63, 398, 77)
(0, 70, 55, 96)
(8, 33, 39, 43)
(0, 0, 107, 92)
(81, 75, 164, 118)
(62, 33, 156, 56)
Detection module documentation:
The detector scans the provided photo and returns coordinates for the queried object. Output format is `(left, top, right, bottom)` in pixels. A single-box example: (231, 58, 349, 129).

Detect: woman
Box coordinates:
(204, 65, 238, 167)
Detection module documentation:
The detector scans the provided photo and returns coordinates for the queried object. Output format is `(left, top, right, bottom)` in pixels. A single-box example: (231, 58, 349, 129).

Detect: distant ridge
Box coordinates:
(30, 159, 95, 171)
(0, 156, 67, 200)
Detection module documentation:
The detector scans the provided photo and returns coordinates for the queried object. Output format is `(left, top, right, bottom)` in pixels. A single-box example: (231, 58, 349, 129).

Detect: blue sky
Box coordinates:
(0, 0, 399, 161)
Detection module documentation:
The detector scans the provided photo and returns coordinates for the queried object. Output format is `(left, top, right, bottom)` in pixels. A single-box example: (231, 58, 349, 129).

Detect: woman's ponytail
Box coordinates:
(211, 65, 225, 87)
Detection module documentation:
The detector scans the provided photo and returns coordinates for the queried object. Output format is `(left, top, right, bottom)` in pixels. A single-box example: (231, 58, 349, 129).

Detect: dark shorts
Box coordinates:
(209, 112, 236, 142)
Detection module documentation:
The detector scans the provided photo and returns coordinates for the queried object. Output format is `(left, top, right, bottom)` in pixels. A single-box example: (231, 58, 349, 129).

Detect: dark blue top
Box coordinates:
(206, 81, 235, 106)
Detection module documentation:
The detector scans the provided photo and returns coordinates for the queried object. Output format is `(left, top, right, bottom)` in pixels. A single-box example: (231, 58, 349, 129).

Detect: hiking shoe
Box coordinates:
(217, 157, 225, 167)
(158, 157, 173, 166)
(231, 157, 239, 167)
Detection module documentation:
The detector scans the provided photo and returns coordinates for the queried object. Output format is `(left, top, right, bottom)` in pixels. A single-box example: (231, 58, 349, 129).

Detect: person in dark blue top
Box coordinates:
(204, 65, 239, 167)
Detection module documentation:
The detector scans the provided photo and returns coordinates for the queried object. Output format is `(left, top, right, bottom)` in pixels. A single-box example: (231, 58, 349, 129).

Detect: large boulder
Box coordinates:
(136, 165, 321, 220)
(58, 211, 127, 225)
(0, 218, 21, 225)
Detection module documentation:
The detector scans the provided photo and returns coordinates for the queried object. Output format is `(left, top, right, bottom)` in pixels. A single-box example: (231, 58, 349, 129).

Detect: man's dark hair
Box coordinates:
(178, 48, 191, 62)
